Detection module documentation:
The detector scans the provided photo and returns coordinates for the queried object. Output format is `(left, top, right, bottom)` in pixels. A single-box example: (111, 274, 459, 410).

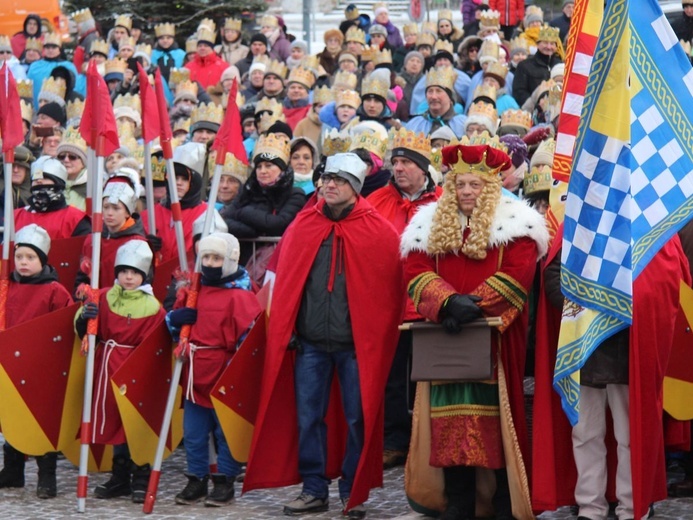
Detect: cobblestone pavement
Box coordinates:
(2, 443, 693, 519)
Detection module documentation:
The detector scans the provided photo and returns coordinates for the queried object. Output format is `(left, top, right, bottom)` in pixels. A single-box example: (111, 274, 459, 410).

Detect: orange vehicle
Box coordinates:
(0, 0, 69, 41)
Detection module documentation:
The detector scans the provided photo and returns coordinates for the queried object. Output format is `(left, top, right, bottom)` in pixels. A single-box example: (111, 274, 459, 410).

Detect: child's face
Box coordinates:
(14, 246, 42, 277)
(117, 267, 144, 290)
(201, 253, 224, 268)
(103, 200, 129, 232)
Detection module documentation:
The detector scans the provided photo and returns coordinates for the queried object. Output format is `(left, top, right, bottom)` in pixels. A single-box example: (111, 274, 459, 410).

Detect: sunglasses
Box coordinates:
(58, 153, 80, 161)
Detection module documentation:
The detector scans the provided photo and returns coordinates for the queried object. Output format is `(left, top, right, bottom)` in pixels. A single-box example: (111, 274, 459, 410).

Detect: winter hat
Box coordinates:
(15, 224, 50, 266)
(499, 134, 528, 168)
(266, 120, 293, 140)
(345, 4, 360, 20)
(14, 146, 35, 171)
(403, 51, 425, 68)
(550, 63, 565, 80)
(250, 33, 268, 47)
(198, 232, 241, 278)
(192, 210, 228, 243)
(324, 29, 344, 44)
(221, 66, 240, 83)
(563, 0, 575, 6)
(339, 52, 358, 65)
(324, 152, 368, 194)
(114, 240, 153, 281)
(291, 40, 308, 54)
(31, 156, 68, 187)
(249, 61, 267, 75)
(37, 102, 67, 127)
(524, 13, 543, 26)
(369, 24, 387, 37)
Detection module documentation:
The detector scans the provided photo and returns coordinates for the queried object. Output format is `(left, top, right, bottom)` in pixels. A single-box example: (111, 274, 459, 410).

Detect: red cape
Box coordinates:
(243, 197, 404, 509)
(283, 105, 311, 131)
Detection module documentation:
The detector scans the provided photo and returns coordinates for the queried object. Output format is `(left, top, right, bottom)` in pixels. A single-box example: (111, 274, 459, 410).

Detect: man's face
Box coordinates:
(287, 83, 308, 101)
(250, 70, 264, 87)
(346, 41, 363, 55)
(563, 3, 575, 17)
(263, 74, 284, 95)
(36, 113, 59, 127)
(26, 18, 40, 36)
(43, 44, 60, 59)
(250, 42, 266, 56)
(197, 42, 213, 57)
(42, 135, 61, 156)
(192, 128, 215, 144)
(321, 173, 357, 209)
(113, 27, 129, 41)
(12, 164, 28, 185)
(58, 151, 84, 179)
(426, 86, 451, 117)
(392, 157, 426, 195)
(217, 175, 240, 203)
(455, 173, 485, 217)
(537, 40, 557, 57)
(158, 35, 174, 49)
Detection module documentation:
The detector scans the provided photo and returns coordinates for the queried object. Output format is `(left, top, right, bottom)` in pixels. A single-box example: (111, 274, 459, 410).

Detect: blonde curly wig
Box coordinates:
(428, 172, 502, 260)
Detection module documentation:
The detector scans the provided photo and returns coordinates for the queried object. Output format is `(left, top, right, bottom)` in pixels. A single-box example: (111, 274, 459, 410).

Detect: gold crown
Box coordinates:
(66, 99, 85, 121)
(90, 39, 108, 56)
(287, 66, 315, 90)
(63, 126, 88, 152)
(335, 89, 361, 109)
(430, 147, 442, 172)
(254, 132, 290, 164)
(174, 80, 198, 103)
(224, 18, 242, 31)
(257, 111, 285, 133)
(170, 68, 191, 87)
(260, 15, 279, 28)
(313, 85, 333, 104)
(479, 10, 501, 30)
(151, 155, 167, 181)
(434, 39, 454, 54)
(426, 66, 456, 92)
(322, 128, 352, 156)
(44, 32, 62, 47)
(191, 102, 224, 126)
(265, 59, 288, 79)
(197, 18, 216, 33)
(373, 48, 392, 67)
(300, 54, 320, 72)
(114, 93, 142, 113)
(25, 37, 42, 52)
(484, 61, 508, 82)
(524, 164, 552, 195)
(509, 37, 529, 54)
(333, 71, 358, 90)
(20, 99, 32, 123)
(255, 96, 282, 116)
(360, 45, 379, 62)
(403, 23, 418, 37)
(416, 32, 436, 47)
(172, 117, 190, 134)
(499, 109, 532, 130)
(373, 2, 388, 12)
(473, 84, 497, 103)
(345, 26, 366, 45)
(119, 36, 136, 50)
(155, 23, 175, 37)
(0, 35, 10, 51)
(438, 9, 453, 21)
(447, 132, 508, 178)
(115, 14, 132, 31)
(39, 77, 67, 100)
(421, 21, 437, 34)
(105, 58, 128, 76)
(538, 24, 561, 43)
(479, 39, 499, 61)
(221, 152, 249, 183)
(361, 75, 388, 100)
(390, 127, 431, 161)
(135, 43, 152, 58)
(221, 90, 245, 110)
(16, 79, 33, 99)
(197, 27, 216, 45)
(252, 54, 270, 67)
(186, 38, 198, 53)
(468, 101, 498, 123)
(72, 8, 93, 24)
(350, 130, 388, 159)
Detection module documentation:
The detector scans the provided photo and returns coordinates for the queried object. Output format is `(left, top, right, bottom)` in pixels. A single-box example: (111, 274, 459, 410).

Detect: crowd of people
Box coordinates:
(0, 1, 692, 519)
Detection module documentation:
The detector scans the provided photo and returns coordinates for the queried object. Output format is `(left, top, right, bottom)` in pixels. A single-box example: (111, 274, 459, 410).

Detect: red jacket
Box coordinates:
(489, 0, 525, 27)
(185, 53, 229, 89)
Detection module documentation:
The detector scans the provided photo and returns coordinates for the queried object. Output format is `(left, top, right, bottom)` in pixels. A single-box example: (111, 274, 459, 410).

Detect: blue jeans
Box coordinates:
(295, 339, 364, 500)
(183, 399, 241, 479)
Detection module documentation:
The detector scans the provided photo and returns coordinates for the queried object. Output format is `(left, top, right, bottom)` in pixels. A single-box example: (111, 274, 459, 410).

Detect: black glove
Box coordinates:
(287, 335, 300, 351)
(168, 307, 198, 328)
(444, 294, 483, 325)
(81, 302, 99, 320)
(146, 234, 163, 253)
(442, 316, 464, 335)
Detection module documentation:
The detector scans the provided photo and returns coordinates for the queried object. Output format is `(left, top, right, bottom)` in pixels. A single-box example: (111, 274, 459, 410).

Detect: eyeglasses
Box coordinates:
(320, 174, 349, 186)
(58, 153, 80, 161)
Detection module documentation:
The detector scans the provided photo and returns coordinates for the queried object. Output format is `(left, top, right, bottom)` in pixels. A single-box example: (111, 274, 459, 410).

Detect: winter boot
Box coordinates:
(441, 465, 476, 520)
(492, 468, 513, 520)
(36, 453, 58, 498)
(94, 455, 132, 499)
(131, 463, 151, 504)
(204, 473, 235, 507)
(175, 473, 208, 505)
(0, 443, 25, 488)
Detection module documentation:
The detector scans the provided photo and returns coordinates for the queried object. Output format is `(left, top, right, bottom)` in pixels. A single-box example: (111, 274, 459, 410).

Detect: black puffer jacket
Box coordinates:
(512, 51, 563, 107)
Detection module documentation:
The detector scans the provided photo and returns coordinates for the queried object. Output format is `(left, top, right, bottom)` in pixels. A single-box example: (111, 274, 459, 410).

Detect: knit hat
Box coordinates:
(266, 120, 293, 140)
(56, 129, 88, 165)
(14, 146, 35, 171)
(221, 66, 240, 83)
(339, 52, 358, 65)
(324, 152, 367, 194)
(499, 135, 528, 168)
(250, 33, 268, 47)
(324, 29, 344, 44)
(198, 232, 241, 278)
(550, 63, 565, 80)
(249, 61, 267, 75)
(291, 40, 308, 54)
(15, 224, 50, 266)
(563, 0, 575, 6)
(524, 13, 543, 26)
(403, 51, 425, 68)
(37, 102, 66, 127)
(369, 24, 387, 37)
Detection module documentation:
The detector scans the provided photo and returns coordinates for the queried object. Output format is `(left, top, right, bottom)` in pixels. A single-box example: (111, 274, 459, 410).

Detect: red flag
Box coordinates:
(212, 79, 247, 165)
(78, 60, 119, 157)
(0, 63, 24, 153)
(137, 63, 160, 143)
(153, 68, 173, 159)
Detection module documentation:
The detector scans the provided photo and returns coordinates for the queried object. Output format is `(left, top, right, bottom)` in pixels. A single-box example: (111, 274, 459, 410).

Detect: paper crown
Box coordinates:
(425, 66, 456, 92)
(313, 85, 333, 104)
(260, 15, 279, 28)
(104, 58, 128, 76)
(20, 99, 32, 123)
(72, 8, 93, 24)
(255, 96, 282, 116)
(421, 21, 438, 34)
(529, 137, 556, 169)
(119, 36, 136, 50)
(39, 77, 67, 101)
(63, 126, 88, 153)
(373, 48, 392, 67)
(473, 84, 497, 104)
(524, 164, 552, 196)
(198, 17, 217, 33)
(345, 26, 366, 45)
(174, 80, 198, 102)
(0, 35, 10, 51)
(170, 68, 191, 87)
(155, 23, 175, 37)
(390, 128, 431, 161)
(224, 18, 242, 31)
(191, 102, 224, 126)
(538, 24, 561, 43)
(438, 9, 453, 22)
(114, 93, 142, 114)
(44, 32, 62, 47)
(135, 43, 152, 59)
(252, 54, 270, 67)
(172, 117, 191, 134)
(479, 10, 501, 31)
(151, 156, 167, 182)
(265, 59, 288, 79)
(186, 38, 198, 53)
(333, 71, 358, 90)
(287, 66, 315, 90)
(484, 61, 509, 84)
(335, 89, 361, 109)
(499, 109, 532, 131)
(300, 54, 320, 72)
(322, 128, 352, 156)
(66, 99, 85, 122)
(403, 23, 419, 37)
(115, 14, 132, 31)
(434, 39, 454, 55)
(479, 39, 500, 62)
(197, 27, 216, 45)
(254, 132, 290, 164)
(345, 4, 360, 20)
(25, 37, 43, 53)
(416, 32, 436, 47)
(221, 152, 250, 183)
(468, 101, 498, 123)
(349, 130, 388, 159)
(509, 37, 530, 55)
(221, 90, 245, 110)
(90, 39, 108, 56)
(16, 79, 33, 99)
(361, 75, 389, 100)
(373, 2, 388, 12)
(444, 133, 510, 178)
(360, 45, 379, 62)
(257, 111, 285, 134)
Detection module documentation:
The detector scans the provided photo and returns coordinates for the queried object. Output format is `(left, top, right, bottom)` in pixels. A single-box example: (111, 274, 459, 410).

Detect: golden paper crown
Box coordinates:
(538, 24, 561, 43)
(221, 152, 249, 183)
(198, 18, 217, 33)
(257, 111, 285, 133)
(105, 58, 128, 76)
(114, 93, 142, 114)
(90, 39, 108, 56)
(473, 84, 497, 104)
(63, 126, 88, 152)
(174, 80, 198, 102)
(430, 147, 443, 172)
(479, 10, 501, 30)
(448, 132, 508, 178)
(426, 66, 456, 92)
(499, 109, 532, 130)
(313, 85, 333, 105)
(421, 21, 438, 34)
(186, 38, 198, 54)
(66, 99, 85, 121)
(170, 68, 191, 87)
(265, 59, 288, 79)
(416, 32, 436, 47)
(300, 54, 320, 73)
(322, 128, 352, 156)
(479, 39, 499, 61)
(197, 27, 216, 45)
(25, 37, 42, 53)
(221, 90, 245, 110)
(40, 77, 67, 100)
(287, 66, 315, 90)
(155, 23, 175, 38)
(524, 164, 552, 195)
(509, 37, 529, 54)
(333, 71, 358, 90)
(16, 79, 33, 99)
(224, 18, 242, 31)
(260, 15, 279, 28)
(335, 89, 361, 109)
(135, 43, 152, 58)
(0, 35, 10, 51)
(44, 32, 62, 47)
(484, 61, 508, 82)
(438, 9, 453, 22)
(191, 102, 224, 126)
(115, 14, 132, 31)
(255, 96, 282, 116)
(548, 82, 563, 110)
(403, 23, 419, 37)
(434, 39, 454, 54)
(361, 75, 388, 100)
(151, 156, 167, 182)
(373, 48, 392, 67)
(350, 131, 388, 159)
(20, 99, 32, 123)
(172, 117, 191, 134)
(252, 54, 270, 67)
(345, 26, 366, 45)
(390, 128, 431, 161)
(119, 36, 136, 50)
(530, 137, 556, 169)
(360, 45, 379, 62)
(373, 2, 388, 13)
(72, 8, 93, 24)
(254, 132, 290, 164)
(468, 101, 498, 123)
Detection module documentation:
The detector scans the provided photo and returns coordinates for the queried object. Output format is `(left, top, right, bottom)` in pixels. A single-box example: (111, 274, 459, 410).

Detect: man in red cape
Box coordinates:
(243, 152, 403, 519)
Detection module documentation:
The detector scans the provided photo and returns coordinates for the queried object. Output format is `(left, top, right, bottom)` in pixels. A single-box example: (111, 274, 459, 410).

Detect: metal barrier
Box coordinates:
(239, 236, 282, 260)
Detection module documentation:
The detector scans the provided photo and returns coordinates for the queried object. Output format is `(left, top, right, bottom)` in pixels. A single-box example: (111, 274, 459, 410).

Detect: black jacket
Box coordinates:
(513, 51, 563, 107)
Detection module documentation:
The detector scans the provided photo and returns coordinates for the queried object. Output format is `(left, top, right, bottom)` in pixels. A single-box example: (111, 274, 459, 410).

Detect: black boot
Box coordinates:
(175, 473, 208, 505)
(36, 453, 57, 498)
(131, 463, 151, 504)
(205, 473, 235, 507)
(0, 443, 25, 488)
(441, 465, 476, 520)
(94, 455, 131, 499)
(492, 468, 513, 520)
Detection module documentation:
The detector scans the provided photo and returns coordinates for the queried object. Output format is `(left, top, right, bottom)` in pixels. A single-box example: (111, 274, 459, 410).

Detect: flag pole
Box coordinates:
(143, 141, 157, 236)
(0, 148, 15, 331)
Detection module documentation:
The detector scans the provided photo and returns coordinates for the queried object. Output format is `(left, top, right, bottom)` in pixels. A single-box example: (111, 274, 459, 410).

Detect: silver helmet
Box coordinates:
(192, 209, 228, 239)
(324, 152, 367, 194)
(31, 156, 68, 184)
(15, 224, 51, 257)
(173, 142, 207, 176)
(114, 240, 153, 277)
(103, 180, 138, 214)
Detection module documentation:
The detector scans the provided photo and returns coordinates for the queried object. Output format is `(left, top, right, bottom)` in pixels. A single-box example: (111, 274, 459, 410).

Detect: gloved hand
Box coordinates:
(81, 302, 99, 320)
(168, 307, 198, 328)
(442, 316, 464, 335)
(146, 234, 163, 253)
(444, 294, 483, 325)
(287, 335, 300, 351)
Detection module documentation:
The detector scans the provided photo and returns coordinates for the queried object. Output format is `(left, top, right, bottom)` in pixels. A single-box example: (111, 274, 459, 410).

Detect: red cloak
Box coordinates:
(243, 196, 404, 510)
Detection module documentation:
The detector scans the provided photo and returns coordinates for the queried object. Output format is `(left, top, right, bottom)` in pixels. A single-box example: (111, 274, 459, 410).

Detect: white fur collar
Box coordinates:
(400, 196, 549, 260)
